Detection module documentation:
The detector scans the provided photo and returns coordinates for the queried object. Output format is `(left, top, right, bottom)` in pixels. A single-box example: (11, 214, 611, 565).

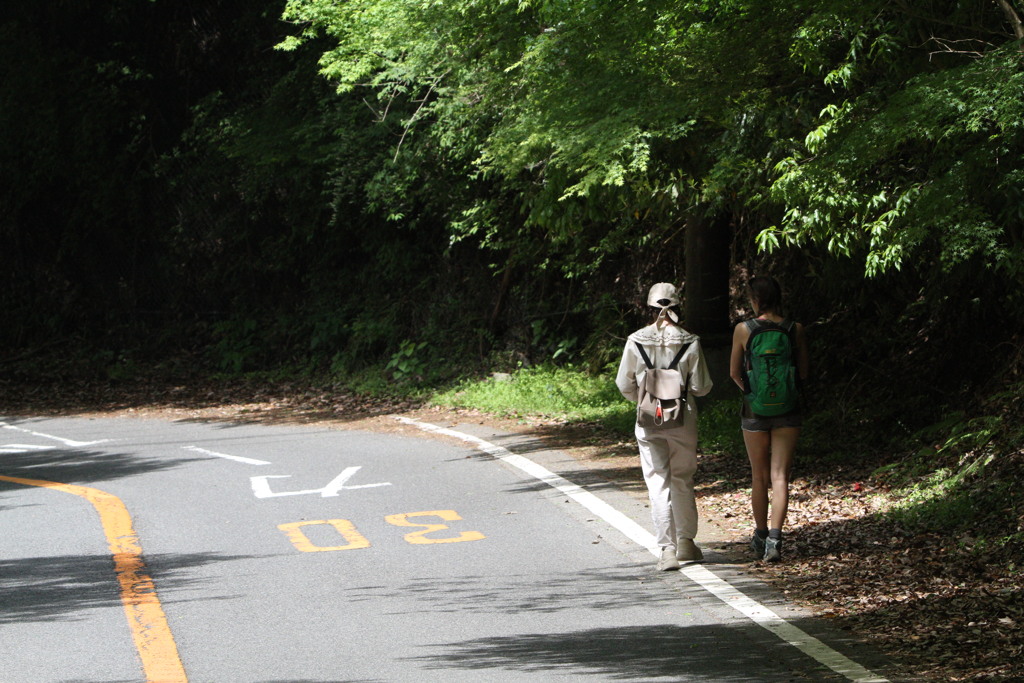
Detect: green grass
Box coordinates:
(430, 364, 749, 448)
(873, 414, 1024, 550)
(431, 364, 636, 433)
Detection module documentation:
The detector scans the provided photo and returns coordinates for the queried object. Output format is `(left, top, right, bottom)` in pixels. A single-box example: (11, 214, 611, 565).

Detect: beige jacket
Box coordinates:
(615, 323, 713, 420)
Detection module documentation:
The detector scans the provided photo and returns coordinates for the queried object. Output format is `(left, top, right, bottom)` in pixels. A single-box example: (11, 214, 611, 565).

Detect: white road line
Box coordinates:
(0, 444, 55, 454)
(183, 445, 271, 466)
(396, 416, 889, 683)
(0, 422, 111, 448)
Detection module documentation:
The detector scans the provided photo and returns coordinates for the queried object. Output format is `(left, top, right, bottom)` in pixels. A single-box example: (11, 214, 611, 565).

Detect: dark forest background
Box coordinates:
(2, 0, 1022, 417)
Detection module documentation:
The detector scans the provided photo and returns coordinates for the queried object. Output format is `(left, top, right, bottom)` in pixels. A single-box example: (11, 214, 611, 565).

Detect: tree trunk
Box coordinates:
(996, 0, 1024, 42)
(684, 212, 732, 340)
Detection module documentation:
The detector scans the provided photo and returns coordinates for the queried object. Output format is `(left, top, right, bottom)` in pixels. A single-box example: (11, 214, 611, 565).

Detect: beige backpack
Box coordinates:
(635, 342, 690, 429)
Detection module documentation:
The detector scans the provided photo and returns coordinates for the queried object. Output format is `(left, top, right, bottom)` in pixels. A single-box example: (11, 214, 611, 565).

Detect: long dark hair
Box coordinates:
(748, 276, 782, 313)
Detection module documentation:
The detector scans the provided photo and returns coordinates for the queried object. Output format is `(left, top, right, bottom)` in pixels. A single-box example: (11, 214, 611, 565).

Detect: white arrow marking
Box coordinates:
(250, 467, 391, 499)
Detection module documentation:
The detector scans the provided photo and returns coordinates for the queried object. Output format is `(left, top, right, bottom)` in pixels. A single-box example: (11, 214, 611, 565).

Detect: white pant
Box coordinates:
(635, 424, 698, 548)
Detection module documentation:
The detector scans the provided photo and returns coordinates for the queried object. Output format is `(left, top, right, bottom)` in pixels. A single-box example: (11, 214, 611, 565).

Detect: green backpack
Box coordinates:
(743, 319, 798, 417)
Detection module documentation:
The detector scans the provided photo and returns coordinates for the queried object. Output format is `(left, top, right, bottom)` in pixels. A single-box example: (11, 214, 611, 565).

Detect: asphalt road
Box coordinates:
(0, 416, 894, 682)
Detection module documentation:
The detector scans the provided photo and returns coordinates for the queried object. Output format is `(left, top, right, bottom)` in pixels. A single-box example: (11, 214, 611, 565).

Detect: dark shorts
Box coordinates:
(740, 399, 802, 432)
(741, 412, 803, 432)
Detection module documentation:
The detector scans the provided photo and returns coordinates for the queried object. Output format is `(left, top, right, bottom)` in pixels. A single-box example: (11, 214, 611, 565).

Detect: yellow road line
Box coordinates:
(0, 474, 187, 682)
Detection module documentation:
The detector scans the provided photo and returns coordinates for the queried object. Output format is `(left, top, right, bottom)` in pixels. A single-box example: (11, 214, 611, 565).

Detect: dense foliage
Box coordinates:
(2, 0, 1022, 390)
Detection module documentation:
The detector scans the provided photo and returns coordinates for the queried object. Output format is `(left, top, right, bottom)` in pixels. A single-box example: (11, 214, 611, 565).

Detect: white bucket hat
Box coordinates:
(647, 282, 681, 323)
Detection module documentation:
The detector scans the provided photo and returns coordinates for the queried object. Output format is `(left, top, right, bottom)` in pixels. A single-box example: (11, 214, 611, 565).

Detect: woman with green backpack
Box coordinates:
(729, 276, 809, 562)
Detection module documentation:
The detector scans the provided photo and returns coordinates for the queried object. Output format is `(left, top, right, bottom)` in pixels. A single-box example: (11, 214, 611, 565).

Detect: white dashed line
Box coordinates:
(0, 444, 54, 454)
(0, 421, 111, 448)
(183, 445, 272, 466)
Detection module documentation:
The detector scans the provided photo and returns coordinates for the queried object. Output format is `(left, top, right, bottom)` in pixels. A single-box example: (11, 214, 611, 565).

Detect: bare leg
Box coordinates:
(768, 427, 800, 530)
(743, 430, 772, 531)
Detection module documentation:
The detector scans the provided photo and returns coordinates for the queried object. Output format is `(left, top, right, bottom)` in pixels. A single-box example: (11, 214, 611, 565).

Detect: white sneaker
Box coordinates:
(657, 547, 680, 571)
(676, 538, 703, 562)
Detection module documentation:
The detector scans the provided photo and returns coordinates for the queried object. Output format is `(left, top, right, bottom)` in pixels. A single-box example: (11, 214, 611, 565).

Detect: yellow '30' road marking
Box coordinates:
(0, 474, 187, 682)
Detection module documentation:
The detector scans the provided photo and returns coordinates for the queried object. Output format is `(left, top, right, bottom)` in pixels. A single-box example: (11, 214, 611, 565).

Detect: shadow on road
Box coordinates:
(0, 551, 256, 624)
(0, 447, 200, 486)
(343, 564, 667, 617)
(404, 622, 856, 681)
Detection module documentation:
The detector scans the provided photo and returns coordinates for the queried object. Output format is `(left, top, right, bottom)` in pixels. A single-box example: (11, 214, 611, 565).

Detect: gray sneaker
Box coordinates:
(676, 538, 703, 562)
(763, 536, 782, 562)
(750, 533, 767, 559)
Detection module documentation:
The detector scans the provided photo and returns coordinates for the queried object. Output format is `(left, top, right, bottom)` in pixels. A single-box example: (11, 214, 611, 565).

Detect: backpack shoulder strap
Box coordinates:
(745, 318, 794, 348)
(667, 342, 691, 370)
(744, 318, 764, 353)
(776, 319, 797, 345)
(635, 341, 690, 370)
(634, 341, 654, 369)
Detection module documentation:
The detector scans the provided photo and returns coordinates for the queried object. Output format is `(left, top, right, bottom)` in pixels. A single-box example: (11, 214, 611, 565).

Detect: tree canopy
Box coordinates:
(280, 0, 1024, 280)
(2, 0, 1023, 380)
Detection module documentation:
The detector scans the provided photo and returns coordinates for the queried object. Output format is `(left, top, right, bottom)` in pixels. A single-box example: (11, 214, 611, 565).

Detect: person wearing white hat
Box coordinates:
(616, 282, 714, 570)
